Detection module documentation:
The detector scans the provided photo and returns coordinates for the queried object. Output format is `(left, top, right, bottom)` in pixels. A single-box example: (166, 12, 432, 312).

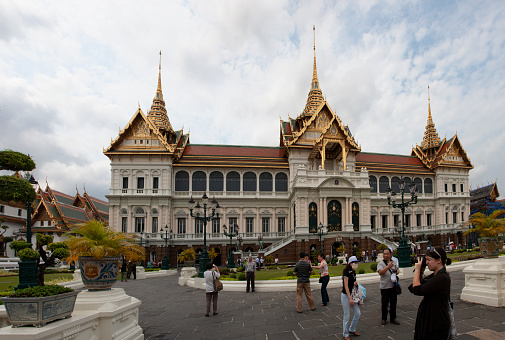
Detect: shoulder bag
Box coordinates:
(389, 268, 402, 295)
(213, 271, 223, 292)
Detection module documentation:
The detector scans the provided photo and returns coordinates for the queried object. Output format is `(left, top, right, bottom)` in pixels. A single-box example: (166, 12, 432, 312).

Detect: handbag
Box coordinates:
(448, 300, 457, 339)
(395, 281, 402, 295)
(389, 268, 401, 295)
(213, 271, 223, 292)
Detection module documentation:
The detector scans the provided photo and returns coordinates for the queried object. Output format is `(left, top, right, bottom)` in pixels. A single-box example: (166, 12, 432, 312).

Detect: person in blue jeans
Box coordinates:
(341, 256, 361, 340)
(312, 252, 330, 306)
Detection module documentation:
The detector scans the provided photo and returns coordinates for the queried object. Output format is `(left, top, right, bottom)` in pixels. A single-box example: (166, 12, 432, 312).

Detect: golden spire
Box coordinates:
(147, 51, 173, 133)
(311, 25, 319, 91)
(301, 26, 324, 117)
(421, 85, 441, 152)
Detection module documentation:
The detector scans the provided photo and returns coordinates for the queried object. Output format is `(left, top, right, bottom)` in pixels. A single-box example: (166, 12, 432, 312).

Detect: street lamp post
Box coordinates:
(139, 231, 145, 267)
(386, 179, 419, 268)
(189, 193, 220, 278)
(160, 225, 172, 270)
(316, 222, 328, 252)
(223, 224, 238, 268)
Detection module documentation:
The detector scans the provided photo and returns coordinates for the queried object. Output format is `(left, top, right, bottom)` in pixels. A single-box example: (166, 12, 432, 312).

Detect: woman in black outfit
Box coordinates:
(411, 247, 452, 340)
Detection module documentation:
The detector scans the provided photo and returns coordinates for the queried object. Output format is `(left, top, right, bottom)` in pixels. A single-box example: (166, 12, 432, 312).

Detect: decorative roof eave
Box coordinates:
(287, 102, 359, 150)
(173, 132, 190, 161)
(104, 108, 175, 155)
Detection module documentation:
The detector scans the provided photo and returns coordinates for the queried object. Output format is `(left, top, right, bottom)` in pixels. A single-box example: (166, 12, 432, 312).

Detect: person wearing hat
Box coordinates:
(378, 248, 400, 325)
(341, 256, 361, 339)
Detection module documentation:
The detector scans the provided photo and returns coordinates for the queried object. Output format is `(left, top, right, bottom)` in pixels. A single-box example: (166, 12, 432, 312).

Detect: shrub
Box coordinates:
(230, 274, 236, 279)
(358, 269, 365, 274)
(17, 248, 40, 261)
(220, 269, 230, 275)
(238, 273, 246, 281)
(236, 267, 245, 272)
(331, 258, 338, 265)
(7, 285, 73, 298)
(377, 243, 388, 251)
(339, 260, 343, 264)
(370, 262, 378, 271)
(287, 270, 294, 277)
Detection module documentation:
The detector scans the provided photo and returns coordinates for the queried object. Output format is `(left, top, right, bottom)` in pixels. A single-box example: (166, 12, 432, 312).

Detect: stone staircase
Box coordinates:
(370, 234, 399, 250)
(263, 233, 296, 256)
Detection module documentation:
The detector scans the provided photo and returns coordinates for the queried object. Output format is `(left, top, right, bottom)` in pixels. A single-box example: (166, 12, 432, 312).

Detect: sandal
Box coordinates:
(349, 331, 360, 336)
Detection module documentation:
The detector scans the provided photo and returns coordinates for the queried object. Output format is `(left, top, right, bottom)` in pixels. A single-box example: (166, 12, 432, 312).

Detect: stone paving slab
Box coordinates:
(117, 269, 505, 340)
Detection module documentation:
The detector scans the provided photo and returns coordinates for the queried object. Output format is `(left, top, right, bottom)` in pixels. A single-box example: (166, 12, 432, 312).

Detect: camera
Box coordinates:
(417, 255, 426, 267)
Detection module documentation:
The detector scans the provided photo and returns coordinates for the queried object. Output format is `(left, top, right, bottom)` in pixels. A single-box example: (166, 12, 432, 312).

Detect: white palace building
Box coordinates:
(104, 42, 473, 266)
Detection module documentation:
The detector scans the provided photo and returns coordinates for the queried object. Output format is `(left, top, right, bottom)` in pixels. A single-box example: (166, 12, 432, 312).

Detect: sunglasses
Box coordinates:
(431, 248, 441, 259)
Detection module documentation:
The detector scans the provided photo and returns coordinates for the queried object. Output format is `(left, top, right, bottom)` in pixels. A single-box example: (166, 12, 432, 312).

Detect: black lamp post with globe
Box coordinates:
(386, 179, 419, 268)
(160, 225, 173, 270)
(223, 224, 238, 268)
(189, 193, 220, 278)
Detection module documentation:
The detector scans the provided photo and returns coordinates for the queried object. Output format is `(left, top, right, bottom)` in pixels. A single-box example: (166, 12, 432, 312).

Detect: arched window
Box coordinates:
(352, 202, 359, 231)
(379, 176, 389, 193)
(414, 177, 423, 193)
(391, 176, 401, 193)
(369, 176, 377, 193)
(424, 178, 433, 193)
(309, 202, 317, 233)
(259, 172, 273, 191)
(192, 171, 206, 192)
(209, 171, 223, 191)
(226, 171, 240, 191)
(275, 173, 288, 192)
(403, 177, 411, 191)
(243, 172, 257, 191)
(175, 171, 189, 191)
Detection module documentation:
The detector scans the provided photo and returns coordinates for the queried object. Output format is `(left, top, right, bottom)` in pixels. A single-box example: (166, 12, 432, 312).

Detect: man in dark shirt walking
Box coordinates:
(293, 252, 316, 313)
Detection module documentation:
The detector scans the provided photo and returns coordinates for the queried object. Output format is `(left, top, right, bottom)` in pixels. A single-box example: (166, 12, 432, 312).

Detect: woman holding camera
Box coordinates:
(203, 262, 220, 317)
(411, 247, 452, 339)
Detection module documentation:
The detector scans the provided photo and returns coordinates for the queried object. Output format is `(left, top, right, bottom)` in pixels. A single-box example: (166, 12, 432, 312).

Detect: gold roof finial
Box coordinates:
(147, 51, 173, 133)
(301, 26, 324, 117)
(421, 85, 441, 151)
(311, 25, 319, 91)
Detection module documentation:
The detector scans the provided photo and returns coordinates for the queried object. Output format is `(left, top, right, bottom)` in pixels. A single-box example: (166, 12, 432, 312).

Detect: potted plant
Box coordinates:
(1, 285, 78, 327)
(64, 220, 145, 291)
(10, 234, 70, 289)
(177, 247, 196, 267)
(463, 209, 505, 257)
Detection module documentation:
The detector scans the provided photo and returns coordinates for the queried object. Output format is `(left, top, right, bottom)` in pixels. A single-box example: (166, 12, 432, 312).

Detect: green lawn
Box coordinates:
(234, 262, 378, 280)
(0, 273, 74, 292)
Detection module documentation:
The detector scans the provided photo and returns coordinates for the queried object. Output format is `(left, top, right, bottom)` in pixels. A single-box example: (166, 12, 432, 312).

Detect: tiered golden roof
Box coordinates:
(147, 51, 173, 134)
(420, 86, 441, 152)
(301, 26, 324, 117)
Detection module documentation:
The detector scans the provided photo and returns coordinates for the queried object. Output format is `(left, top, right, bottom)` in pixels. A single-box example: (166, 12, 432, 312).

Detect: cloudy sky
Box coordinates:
(1, 0, 504, 201)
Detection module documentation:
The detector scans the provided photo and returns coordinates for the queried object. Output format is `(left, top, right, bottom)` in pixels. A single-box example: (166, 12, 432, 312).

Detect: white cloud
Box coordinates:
(0, 0, 504, 199)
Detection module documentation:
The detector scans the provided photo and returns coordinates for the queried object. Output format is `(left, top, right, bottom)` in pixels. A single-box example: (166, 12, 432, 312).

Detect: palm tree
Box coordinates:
(463, 209, 505, 237)
(64, 220, 145, 262)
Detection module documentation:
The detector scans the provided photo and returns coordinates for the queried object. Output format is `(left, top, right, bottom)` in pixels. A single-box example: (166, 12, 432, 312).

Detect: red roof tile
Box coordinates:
(356, 153, 426, 166)
(182, 145, 286, 158)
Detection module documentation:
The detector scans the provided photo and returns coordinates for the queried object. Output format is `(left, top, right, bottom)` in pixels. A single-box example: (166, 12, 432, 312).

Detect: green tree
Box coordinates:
(0, 150, 37, 203)
(463, 209, 505, 237)
(10, 233, 70, 286)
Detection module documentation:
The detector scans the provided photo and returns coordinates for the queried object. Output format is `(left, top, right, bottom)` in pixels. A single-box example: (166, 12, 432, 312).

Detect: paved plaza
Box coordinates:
(117, 270, 505, 340)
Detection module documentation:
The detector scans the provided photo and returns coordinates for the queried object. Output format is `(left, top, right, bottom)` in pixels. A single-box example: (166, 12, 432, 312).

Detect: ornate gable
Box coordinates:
(436, 135, 473, 168)
(104, 108, 175, 155)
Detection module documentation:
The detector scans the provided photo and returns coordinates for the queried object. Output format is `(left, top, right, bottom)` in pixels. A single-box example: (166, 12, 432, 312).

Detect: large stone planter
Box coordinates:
(478, 237, 505, 258)
(1, 291, 78, 327)
(78, 256, 120, 291)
